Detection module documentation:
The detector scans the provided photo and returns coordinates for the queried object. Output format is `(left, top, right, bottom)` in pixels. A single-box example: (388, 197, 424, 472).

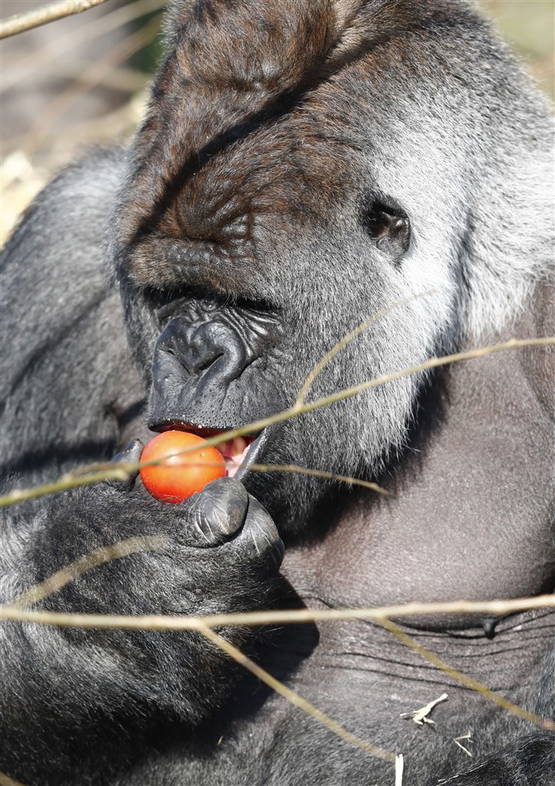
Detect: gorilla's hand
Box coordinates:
(34, 469, 284, 619)
(5, 448, 284, 731)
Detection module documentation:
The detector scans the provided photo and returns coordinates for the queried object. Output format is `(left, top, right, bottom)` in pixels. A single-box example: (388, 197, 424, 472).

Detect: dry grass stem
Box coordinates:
(198, 624, 396, 763)
(380, 618, 555, 731)
(11, 536, 167, 608)
(19, 17, 161, 155)
(0, 0, 112, 40)
(0, 468, 133, 507)
(0, 772, 26, 786)
(294, 290, 436, 408)
(453, 733, 473, 757)
(50, 62, 148, 93)
(1, 335, 553, 509)
(400, 693, 448, 725)
(3, 591, 553, 736)
(395, 754, 404, 786)
(248, 464, 389, 495)
(2, 594, 554, 633)
(2, 0, 164, 91)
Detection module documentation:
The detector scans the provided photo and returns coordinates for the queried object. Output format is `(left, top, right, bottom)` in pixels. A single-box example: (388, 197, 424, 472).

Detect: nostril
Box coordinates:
(191, 349, 224, 374)
(187, 323, 228, 376)
(163, 338, 225, 376)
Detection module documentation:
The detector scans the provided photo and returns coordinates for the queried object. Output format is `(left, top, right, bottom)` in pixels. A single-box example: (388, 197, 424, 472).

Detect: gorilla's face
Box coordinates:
(114, 0, 460, 534)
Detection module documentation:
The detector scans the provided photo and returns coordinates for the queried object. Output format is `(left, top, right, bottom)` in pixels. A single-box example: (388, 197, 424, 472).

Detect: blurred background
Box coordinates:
(0, 0, 553, 245)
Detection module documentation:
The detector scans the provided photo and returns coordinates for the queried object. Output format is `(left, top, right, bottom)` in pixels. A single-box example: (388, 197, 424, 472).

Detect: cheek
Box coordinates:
(398, 231, 457, 335)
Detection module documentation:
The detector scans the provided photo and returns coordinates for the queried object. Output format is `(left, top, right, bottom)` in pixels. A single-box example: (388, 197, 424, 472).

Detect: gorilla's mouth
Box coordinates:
(218, 435, 255, 477)
(155, 421, 267, 479)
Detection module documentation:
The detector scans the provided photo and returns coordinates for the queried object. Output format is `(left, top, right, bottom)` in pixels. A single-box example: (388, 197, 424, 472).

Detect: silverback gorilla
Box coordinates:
(0, 1, 554, 784)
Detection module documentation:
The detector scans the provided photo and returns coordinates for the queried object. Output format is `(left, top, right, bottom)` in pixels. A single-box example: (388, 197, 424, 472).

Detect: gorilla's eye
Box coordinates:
(363, 200, 411, 262)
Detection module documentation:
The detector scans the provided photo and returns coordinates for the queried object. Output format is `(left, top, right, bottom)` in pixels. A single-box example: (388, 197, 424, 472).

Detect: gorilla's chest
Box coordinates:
(281, 494, 553, 631)
(279, 350, 555, 625)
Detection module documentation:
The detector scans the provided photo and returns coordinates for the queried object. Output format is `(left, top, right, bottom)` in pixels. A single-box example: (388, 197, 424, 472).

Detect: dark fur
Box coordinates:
(0, 1, 553, 784)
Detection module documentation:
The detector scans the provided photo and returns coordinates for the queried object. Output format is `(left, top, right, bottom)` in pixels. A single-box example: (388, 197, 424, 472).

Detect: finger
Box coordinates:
(107, 439, 144, 489)
(182, 478, 249, 547)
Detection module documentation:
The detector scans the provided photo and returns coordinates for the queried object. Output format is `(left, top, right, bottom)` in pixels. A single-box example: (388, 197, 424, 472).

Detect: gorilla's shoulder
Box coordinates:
(0, 147, 139, 468)
(35, 145, 126, 209)
(0, 147, 129, 389)
(0, 146, 127, 312)
(0, 146, 127, 279)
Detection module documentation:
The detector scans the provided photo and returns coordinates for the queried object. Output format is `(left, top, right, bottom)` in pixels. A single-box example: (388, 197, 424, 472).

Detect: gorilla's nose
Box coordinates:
(149, 317, 252, 427)
(156, 318, 247, 382)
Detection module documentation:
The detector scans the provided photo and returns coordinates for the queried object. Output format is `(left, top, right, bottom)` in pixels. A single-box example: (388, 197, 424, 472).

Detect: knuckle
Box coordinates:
(183, 482, 248, 545)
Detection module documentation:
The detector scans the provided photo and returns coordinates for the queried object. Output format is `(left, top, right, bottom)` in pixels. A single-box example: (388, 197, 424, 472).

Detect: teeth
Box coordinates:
(234, 437, 247, 454)
(219, 436, 254, 478)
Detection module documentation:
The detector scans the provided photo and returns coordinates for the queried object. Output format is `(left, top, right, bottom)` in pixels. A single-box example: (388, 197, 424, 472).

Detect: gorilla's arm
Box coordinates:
(433, 639, 555, 785)
(0, 151, 284, 780)
(441, 733, 555, 786)
(443, 732, 555, 786)
(0, 478, 283, 776)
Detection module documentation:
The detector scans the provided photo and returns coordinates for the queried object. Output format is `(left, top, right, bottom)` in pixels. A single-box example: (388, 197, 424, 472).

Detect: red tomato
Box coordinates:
(140, 431, 225, 503)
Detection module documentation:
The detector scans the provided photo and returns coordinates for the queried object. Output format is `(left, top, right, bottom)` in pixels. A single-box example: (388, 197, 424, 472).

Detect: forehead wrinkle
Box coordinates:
(179, 111, 361, 227)
(187, 73, 367, 204)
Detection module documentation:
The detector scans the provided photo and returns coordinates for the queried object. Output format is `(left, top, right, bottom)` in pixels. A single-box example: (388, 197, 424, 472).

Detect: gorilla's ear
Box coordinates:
(363, 200, 411, 262)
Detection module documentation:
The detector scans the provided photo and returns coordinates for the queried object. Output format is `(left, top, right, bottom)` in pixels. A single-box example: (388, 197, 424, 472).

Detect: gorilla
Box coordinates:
(0, 0, 553, 784)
